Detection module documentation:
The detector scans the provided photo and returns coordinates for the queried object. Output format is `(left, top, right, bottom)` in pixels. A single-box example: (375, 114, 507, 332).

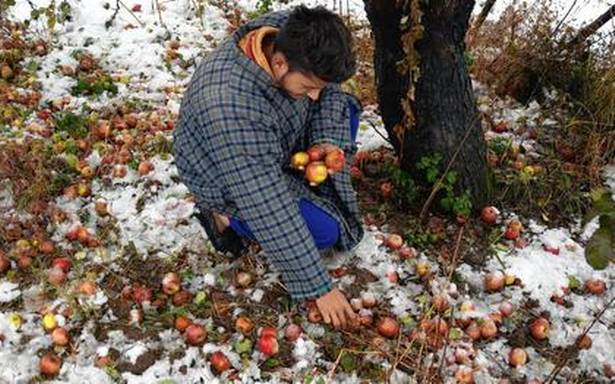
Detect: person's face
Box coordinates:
(270, 52, 328, 101)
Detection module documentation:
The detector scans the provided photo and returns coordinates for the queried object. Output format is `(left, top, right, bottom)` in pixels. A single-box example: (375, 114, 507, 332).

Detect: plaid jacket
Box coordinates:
(173, 10, 364, 300)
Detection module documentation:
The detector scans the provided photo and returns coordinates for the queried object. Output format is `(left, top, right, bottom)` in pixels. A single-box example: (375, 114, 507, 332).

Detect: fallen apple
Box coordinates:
(52, 257, 71, 273)
(184, 324, 207, 346)
(454, 366, 474, 384)
(499, 301, 514, 317)
(51, 327, 70, 346)
(385, 234, 403, 250)
(257, 334, 279, 356)
(235, 271, 253, 288)
(484, 271, 505, 292)
(48, 267, 67, 286)
(377, 317, 400, 338)
(0, 252, 11, 274)
(132, 285, 153, 305)
(162, 272, 181, 295)
(42, 313, 57, 332)
(175, 316, 192, 332)
(172, 290, 192, 306)
(465, 322, 481, 341)
(480, 206, 499, 225)
(38, 240, 55, 255)
(95, 199, 109, 216)
(350, 298, 363, 312)
(576, 334, 592, 349)
(504, 227, 520, 240)
(380, 181, 393, 200)
(584, 278, 606, 295)
(480, 318, 497, 339)
(529, 317, 549, 340)
(284, 323, 302, 342)
(361, 292, 377, 308)
(39, 352, 62, 377)
(508, 347, 527, 367)
(235, 316, 254, 335)
(210, 351, 231, 374)
(78, 280, 97, 296)
(137, 160, 154, 176)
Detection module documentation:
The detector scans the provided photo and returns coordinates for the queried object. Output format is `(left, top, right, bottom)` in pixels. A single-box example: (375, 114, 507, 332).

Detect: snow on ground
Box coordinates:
(0, 0, 613, 383)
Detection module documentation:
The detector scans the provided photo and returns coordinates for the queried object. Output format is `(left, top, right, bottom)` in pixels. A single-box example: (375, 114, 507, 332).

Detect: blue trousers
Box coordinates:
(229, 100, 361, 249)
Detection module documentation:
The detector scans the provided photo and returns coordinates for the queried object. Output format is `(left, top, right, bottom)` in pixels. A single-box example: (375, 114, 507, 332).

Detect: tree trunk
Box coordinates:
(472, 0, 497, 33)
(364, 0, 489, 208)
(404, 0, 489, 207)
(569, 4, 615, 47)
(364, 0, 408, 152)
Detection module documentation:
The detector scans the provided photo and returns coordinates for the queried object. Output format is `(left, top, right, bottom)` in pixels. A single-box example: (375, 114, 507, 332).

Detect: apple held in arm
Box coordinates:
(290, 144, 348, 187)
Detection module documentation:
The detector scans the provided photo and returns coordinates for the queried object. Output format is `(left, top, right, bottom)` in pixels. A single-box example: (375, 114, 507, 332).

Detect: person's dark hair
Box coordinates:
(274, 5, 356, 83)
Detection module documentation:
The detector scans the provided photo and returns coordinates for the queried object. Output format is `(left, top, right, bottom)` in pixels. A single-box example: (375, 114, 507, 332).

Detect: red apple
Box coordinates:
(48, 267, 67, 286)
(234, 316, 254, 335)
(508, 348, 527, 367)
(52, 257, 71, 272)
(162, 272, 181, 295)
(235, 271, 253, 288)
(484, 271, 505, 292)
(380, 181, 393, 200)
(307, 306, 322, 323)
(172, 290, 192, 306)
(0, 252, 11, 274)
(499, 301, 514, 317)
(465, 322, 481, 341)
(132, 285, 153, 304)
(576, 334, 592, 349)
(284, 324, 302, 342)
(51, 327, 70, 346)
(95, 199, 109, 216)
(260, 326, 277, 339)
(257, 334, 279, 356)
(584, 279, 606, 295)
(184, 324, 207, 346)
(480, 206, 498, 224)
(79, 280, 97, 296)
(306, 145, 326, 161)
(39, 352, 62, 377)
(137, 160, 154, 176)
(324, 148, 345, 174)
(113, 164, 127, 178)
(398, 246, 417, 259)
(38, 240, 55, 255)
(377, 317, 400, 338)
(455, 366, 474, 384)
(385, 234, 403, 250)
(17, 255, 32, 270)
(529, 317, 549, 340)
(210, 351, 231, 374)
(480, 318, 497, 339)
(175, 316, 192, 332)
(504, 227, 520, 240)
(305, 161, 328, 186)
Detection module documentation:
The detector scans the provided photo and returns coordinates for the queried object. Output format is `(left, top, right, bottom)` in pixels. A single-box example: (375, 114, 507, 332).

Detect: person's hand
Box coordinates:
(315, 288, 357, 329)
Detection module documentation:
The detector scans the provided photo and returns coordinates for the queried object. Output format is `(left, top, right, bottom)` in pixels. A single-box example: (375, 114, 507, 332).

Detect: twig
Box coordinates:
(545, 296, 615, 383)
(419, 114, 480, 221)
(118, 0, 145, 27)
(365, 119, 395, 147)
(153, 0, 166, 29)
(447, 224, 466, 280)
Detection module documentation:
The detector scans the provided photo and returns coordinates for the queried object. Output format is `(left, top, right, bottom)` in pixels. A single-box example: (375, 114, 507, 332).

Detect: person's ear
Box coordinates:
(271, 52, 289, 78)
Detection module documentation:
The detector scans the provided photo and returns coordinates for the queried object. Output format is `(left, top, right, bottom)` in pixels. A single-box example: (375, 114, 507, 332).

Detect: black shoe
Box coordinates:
(195, 209, 248, 258)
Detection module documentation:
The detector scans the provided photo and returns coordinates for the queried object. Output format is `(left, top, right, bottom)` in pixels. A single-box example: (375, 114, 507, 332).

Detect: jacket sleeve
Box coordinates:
(199, 94, 333, 301)
(308, 85, 363, 237)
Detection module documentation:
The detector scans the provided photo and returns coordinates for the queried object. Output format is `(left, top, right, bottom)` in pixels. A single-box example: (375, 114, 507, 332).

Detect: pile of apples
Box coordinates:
(290, 144, 346, 186)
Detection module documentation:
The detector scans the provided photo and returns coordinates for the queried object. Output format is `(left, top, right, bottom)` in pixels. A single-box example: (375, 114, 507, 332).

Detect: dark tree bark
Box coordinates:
(363, 0, 408, 152)
(569, 4, 615, 47)
(472, 0, 497, 32)
(364, 0, 489, 208)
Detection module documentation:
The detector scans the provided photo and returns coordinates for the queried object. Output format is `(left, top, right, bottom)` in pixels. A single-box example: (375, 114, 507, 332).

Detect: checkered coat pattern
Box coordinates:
(173, 10, 364, 300)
